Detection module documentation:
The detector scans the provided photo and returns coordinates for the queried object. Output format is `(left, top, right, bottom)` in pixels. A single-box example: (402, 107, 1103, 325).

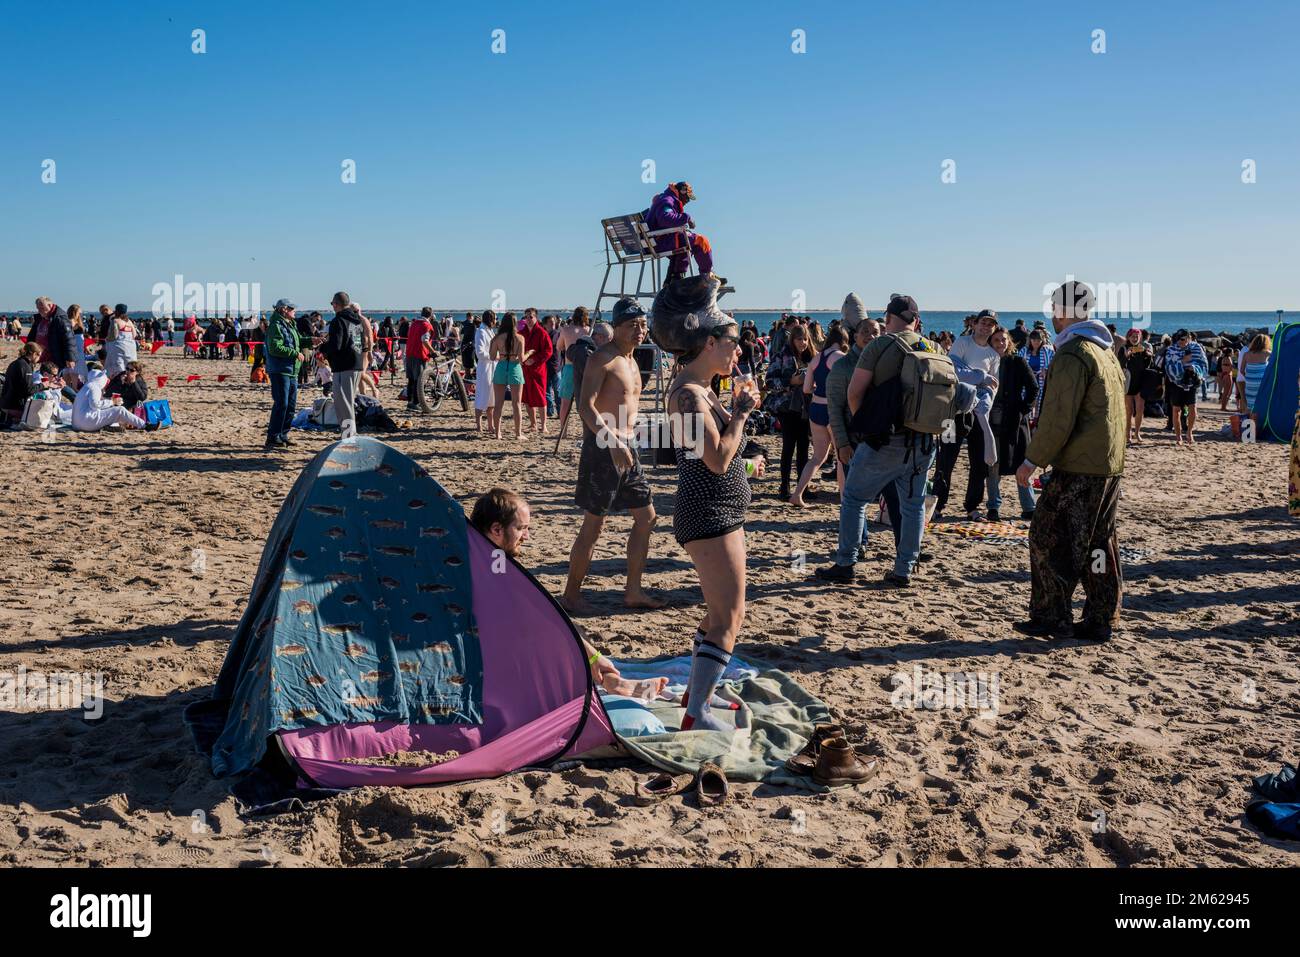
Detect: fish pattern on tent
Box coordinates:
(210, 437, 483, 776)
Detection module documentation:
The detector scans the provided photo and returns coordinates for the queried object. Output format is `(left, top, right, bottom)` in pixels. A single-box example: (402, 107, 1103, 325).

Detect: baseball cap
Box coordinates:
(274, 298, 296, 311)
(611, 297, 648, 326)
(975, 309, 998, 321)
(885, 294, 920, 323)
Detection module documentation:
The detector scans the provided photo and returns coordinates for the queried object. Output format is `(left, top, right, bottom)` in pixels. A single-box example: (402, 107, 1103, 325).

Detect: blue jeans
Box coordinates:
(546, 375, 559, 417)
(986, 472, 1038, 514)
(842, 455, 899, 547)
(835, 437, 936, 577)
(268, 373, 298, 443)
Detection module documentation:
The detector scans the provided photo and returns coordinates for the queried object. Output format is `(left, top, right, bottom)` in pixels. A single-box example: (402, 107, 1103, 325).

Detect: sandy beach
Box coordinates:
(0, 355, 1295, 868)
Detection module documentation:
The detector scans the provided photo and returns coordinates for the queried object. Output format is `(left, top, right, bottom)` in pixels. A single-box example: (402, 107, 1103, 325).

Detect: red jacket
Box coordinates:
(523, 321, 553, 369)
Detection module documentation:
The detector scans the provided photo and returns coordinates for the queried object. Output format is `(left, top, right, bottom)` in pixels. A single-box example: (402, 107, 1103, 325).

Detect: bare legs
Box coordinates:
(561, 505, 662, 614)
(792, 422, 840, 505)
(683, 529, 746, 657)
(1173, 403, 1196, 445)
(526, 403, 548, 435)
(623, 505, 663, 608)
(1125, 394, 1145, 444)
(561, 512, 605, 615)
(491, 384, 521, 439)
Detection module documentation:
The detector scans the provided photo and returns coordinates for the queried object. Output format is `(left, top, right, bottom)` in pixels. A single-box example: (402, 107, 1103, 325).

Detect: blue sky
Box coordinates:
(3, 0, 1297, 312)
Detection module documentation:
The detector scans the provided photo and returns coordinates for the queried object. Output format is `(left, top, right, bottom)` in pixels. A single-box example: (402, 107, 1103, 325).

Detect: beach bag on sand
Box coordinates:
(20, 394, 58, 430)
(310, 396, 339, 427)
(142, 399, 173, 431)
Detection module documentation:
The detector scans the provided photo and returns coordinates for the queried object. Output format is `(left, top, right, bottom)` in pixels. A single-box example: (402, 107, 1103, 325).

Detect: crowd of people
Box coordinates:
(5, 279, 1298, 746)
(470, 278, 1152, 742)
(1, 299, 154, 432)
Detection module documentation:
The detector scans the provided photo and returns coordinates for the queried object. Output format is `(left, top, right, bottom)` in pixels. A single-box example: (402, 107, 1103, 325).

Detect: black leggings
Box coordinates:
(932, 412, 972, 513)
(778, 412, 810, 494)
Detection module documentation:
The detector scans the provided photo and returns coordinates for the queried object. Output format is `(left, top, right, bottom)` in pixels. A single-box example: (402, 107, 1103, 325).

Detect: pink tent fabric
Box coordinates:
(277, 529, 615, 786)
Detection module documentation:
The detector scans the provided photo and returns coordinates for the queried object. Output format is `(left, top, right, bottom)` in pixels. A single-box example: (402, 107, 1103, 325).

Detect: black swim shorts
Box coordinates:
(575, 428, 653, 516)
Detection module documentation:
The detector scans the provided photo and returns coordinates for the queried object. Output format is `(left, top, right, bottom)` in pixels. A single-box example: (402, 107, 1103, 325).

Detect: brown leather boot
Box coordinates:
(812, 736, 880, 786)
(784, 723, 844, 775)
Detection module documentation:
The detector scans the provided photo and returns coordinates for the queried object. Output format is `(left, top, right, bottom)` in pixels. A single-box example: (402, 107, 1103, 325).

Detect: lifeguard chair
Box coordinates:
(592, 212, 690, 430)
(557, 210, 732, 461)
(593, 211, 732, 412)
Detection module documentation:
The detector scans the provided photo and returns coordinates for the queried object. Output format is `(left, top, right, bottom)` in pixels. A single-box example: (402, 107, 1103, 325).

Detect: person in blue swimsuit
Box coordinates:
(490, 312, 526, 439)
(791, 327, 849, 506)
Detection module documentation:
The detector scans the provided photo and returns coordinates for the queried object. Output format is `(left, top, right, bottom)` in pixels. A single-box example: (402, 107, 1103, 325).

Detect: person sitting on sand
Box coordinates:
(470, 487, 667, 700)
(560, 297, 664, 616)
(71, 367, 145, 432)
(1, 342, 43, 426)
(105, 361, 148, 409)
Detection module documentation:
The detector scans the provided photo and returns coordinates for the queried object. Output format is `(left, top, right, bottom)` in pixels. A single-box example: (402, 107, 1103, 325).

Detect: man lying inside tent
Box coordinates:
(72, 368, 145, 432)
(469, 487, 667, 701)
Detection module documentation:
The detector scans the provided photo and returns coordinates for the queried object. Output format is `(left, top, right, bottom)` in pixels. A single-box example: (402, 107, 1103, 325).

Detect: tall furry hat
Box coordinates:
(649, 275, 734, 356)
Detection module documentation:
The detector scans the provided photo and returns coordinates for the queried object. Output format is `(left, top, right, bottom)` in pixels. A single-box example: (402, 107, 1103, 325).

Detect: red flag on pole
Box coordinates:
(156, 375, 169, 389)
(186, 375, 202, 383)
(150, 340, 166, 354)
(217, 374, 228, 382)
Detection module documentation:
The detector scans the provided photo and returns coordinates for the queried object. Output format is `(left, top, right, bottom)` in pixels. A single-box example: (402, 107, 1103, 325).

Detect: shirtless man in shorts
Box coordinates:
(560, 297, 665, 614)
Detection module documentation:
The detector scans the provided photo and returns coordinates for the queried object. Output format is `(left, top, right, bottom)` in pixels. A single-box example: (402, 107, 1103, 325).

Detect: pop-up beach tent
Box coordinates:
(1257, 317, 1300, 443)
(188, 436, 614, 789)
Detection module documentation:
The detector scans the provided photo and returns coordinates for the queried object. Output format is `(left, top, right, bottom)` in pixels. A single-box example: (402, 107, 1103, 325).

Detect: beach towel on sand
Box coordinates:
(589, 655, 835, 793)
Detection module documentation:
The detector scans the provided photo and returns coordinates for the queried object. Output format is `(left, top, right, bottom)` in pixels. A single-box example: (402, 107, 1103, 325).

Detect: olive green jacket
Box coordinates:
(826, 343, 861, 451)
(1025, 337, 1126, 476)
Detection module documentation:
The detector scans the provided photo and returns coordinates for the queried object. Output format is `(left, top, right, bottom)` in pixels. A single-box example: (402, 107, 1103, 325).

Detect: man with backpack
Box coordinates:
(816, 295, 972, 587)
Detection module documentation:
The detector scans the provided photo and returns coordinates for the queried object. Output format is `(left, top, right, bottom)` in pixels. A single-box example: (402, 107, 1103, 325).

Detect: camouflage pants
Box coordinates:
(1028, 471, 1123, 628)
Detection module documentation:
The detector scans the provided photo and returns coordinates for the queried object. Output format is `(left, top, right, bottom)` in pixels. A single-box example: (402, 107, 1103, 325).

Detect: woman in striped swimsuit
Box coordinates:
(1239, 334, 1272, 416)
(1017, 328, 1054, 431)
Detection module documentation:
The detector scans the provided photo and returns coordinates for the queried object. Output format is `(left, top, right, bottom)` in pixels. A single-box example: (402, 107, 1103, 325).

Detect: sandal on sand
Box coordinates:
(783, 723, 844, 775)
(695, 762, 729, 807)
(812, 737, 880, 787)
(634, 772, 689, 805)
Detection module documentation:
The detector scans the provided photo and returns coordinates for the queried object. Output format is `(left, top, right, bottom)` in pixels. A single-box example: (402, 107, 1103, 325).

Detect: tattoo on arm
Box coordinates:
(675, 388, 700, 416)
